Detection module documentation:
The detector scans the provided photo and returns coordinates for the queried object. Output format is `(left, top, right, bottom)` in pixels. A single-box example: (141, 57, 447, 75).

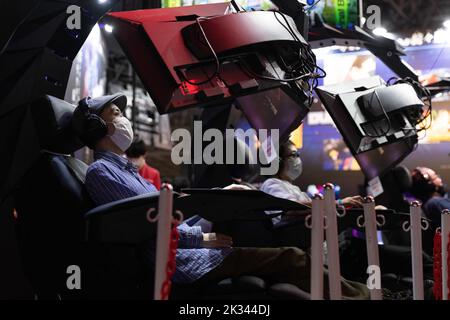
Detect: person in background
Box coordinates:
(260, 140, 364, 225)
(410, 166, 450, 230)
(125, 139, 161, 190)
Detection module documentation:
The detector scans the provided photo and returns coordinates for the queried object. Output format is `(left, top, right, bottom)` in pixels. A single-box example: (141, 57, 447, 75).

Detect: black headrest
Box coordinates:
(30, 95, 84, 154)
(392, 165, 412, 192)
(225, 137, 259, 181)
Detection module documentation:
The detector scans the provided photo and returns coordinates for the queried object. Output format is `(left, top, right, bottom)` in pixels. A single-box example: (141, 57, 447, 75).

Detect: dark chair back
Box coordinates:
(14, 153, 92, 298)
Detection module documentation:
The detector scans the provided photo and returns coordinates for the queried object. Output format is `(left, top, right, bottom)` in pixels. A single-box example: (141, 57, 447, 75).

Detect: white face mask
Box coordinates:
(108, 116, 133, 152)
(285, 157, 303, 181)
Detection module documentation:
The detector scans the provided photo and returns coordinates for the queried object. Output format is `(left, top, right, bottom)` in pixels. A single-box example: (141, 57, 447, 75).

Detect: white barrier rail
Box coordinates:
(323, 183, 342, 300)
(309, 194, 325, 300)
(407, 201, 426, 300)
(441, 209, 450, 300)
(362, 196, 382, 300)
(149, 184, 174, 300)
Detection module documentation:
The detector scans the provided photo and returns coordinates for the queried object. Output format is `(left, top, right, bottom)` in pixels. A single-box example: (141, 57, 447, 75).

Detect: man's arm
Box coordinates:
(177, 224, 233, 248)
(177, 223, 203, 248)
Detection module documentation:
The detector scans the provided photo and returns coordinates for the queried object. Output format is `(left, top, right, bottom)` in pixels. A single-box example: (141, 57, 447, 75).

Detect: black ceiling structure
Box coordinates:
(0, 0, 114, 204)
(363, 0, 450, 36)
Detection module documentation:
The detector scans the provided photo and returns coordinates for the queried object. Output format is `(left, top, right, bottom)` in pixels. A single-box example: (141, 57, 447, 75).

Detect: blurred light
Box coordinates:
(397, 38, 409, 47)
(373, 27, 387, 36)
(410, 32, 424, 46)
(434, 28, 450, 43)
(104, 24, 113, 33)
(98, 0, 109, 3)
(312, 46, 332, 58)
(361, 58, 376, 73)
(444, 19, 450, 29)
(384, 32, 396, 40)
(424, 32, 434, 43)
(307, 185, 319, 197)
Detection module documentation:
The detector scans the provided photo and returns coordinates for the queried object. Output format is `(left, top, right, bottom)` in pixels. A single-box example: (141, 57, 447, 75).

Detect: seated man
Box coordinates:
(72, 93, 369, 300)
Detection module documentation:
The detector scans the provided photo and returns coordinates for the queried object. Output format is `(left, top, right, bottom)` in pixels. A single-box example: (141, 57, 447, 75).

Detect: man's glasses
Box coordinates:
(284, 151, 301, 159)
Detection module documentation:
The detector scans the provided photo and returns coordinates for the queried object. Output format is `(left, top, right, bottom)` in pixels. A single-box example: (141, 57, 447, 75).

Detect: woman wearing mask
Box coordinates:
(260, 140, 364, 225)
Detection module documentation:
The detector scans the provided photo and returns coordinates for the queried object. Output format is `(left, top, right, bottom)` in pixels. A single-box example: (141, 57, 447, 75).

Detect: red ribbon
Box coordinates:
(433, 230, 450, 300)
(160, 222, 180, 300)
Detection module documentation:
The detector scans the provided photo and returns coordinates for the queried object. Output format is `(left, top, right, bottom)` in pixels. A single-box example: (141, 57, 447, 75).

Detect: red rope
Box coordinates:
(160, 222, 180, 300)
(433, 230, 442, 300)
(448, 232, 450, 300)
(433, 230, 450, 300)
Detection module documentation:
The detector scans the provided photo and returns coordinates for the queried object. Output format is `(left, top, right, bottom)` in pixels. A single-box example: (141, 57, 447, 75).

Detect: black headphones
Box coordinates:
(72, 97, 109, 148)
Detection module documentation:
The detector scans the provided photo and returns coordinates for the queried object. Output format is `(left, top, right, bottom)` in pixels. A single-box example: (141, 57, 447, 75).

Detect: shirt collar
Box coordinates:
(94, 150, 138, 172)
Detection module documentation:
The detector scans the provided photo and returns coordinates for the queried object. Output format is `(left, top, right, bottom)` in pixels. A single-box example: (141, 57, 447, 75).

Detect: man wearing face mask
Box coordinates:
(71, 93, 157, 204)
(261, 140, 364, 225)
(71, 94, 369, 300)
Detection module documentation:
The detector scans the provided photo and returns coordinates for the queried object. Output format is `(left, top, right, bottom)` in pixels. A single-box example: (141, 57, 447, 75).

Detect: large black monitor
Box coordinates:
(316, 76, 424, 180)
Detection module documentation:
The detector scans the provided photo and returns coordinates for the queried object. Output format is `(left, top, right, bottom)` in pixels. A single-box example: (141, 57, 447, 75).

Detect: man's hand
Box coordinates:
(201, 233, 233, 248)
(341, 195, 364, 207)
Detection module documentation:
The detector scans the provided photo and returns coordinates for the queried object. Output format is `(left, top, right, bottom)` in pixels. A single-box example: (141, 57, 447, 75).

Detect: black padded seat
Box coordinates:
(268, 283, 311, 300)
(171, 276, 310, 300)
(14, 95, 312, 300)
(171, 276, 270, 300)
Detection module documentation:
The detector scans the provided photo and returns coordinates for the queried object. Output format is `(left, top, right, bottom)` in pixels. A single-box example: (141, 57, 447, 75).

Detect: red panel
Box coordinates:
(182, 11, 306, 59)
(108, 3, 230, 22)
(108, 3, 231, 82)
(110, 18, 177, 113)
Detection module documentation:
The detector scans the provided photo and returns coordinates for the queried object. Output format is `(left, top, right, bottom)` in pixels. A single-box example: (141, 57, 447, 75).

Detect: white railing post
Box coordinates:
(409, 201, 424, 300)
(362, 196, 382, 300)
(323, 183, 341, 300)
(441, 209, 450, 300)
(310, 194, 324, 300)
(153, 184, 173, 300)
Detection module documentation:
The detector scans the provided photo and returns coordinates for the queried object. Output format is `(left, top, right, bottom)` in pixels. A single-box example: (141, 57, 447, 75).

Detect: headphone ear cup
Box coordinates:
(85, 114, 108, 142)
(73, 98, 108, 148)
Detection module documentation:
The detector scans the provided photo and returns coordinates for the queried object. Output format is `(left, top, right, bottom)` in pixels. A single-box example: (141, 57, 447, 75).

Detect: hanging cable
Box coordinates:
(181, 17, 221, 86)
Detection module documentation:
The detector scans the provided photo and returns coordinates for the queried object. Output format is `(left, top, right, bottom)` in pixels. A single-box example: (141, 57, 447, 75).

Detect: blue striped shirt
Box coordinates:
(85, 151, 231, 283)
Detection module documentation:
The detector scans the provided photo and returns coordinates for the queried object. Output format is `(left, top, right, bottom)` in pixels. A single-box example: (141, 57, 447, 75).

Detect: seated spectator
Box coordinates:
(410, 166, 450, 229)
(260, 140, 363, 225)
(72, 93, 370, 300)
(125, 139, 161, 190)
(172, 176, 190, 193)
